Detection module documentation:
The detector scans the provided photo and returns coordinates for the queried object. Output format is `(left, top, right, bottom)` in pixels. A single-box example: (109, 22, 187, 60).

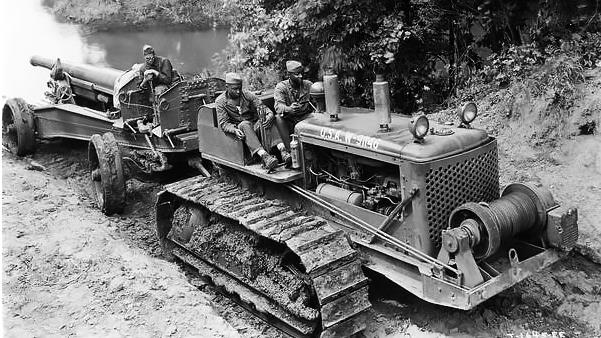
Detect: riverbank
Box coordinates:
(44, 0, 228, 31)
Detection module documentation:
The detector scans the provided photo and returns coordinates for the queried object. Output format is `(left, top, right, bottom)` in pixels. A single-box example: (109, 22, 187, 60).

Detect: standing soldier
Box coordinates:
(274, 60, 313, 136)
(138, 44, 174, 97)
(216, 73, 292, 171)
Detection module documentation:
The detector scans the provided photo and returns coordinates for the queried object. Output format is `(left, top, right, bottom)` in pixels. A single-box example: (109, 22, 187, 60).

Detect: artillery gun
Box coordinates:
(2, 55, 226, 214)
(155, 73, 579, 337)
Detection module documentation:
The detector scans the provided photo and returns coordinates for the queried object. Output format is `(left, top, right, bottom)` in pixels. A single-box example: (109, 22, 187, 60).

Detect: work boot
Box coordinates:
(261, 153, 278, 171)
(280, 149, 292, 167)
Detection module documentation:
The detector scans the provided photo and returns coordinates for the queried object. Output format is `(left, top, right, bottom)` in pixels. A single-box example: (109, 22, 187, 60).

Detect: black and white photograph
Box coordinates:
(1, 0, 600, 337)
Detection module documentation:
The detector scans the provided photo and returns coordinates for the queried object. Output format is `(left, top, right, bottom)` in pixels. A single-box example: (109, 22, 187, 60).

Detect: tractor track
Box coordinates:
(160, 175, 372, 337)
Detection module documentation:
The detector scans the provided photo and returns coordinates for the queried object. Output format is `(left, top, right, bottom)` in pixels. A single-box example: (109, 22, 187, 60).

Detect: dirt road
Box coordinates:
(2, 145, 240, 337)
(3, 138, 600, 338)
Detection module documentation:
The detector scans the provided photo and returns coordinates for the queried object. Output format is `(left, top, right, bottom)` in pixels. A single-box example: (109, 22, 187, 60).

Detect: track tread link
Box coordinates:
(164, 176, 372, 337)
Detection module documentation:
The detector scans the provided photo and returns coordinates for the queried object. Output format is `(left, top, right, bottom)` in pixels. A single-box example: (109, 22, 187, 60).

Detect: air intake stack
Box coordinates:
(373, 74, 391, 132)
(323, 71, 340, 121)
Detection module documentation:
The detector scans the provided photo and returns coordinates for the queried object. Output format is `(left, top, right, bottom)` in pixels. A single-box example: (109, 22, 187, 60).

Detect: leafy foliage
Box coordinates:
(218, 0, 600, 112)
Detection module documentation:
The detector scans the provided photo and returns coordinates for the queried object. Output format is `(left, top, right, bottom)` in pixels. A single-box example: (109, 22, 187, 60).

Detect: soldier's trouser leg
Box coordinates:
(238, 121, 263, 156)
(282, 112, 311, 136)
(275, 116, 291, 148)
(253, 120, 284, 150)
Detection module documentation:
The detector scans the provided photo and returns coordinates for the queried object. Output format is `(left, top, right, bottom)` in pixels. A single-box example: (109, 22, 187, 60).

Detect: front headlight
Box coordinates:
(459, 102, 478, 125)
(410, 115, 429, 142)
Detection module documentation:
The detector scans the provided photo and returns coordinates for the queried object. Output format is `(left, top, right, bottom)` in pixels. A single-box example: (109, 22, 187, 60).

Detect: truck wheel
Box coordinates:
(2, 98, 36, 156)
(88, 132, 126, 215)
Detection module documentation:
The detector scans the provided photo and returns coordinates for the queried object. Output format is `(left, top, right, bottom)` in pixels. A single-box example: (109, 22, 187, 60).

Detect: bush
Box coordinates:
(218, 0, 600, 113)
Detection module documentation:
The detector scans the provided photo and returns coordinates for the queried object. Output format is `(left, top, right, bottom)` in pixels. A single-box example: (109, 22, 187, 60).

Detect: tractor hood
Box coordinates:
(295, 107, 491, 163)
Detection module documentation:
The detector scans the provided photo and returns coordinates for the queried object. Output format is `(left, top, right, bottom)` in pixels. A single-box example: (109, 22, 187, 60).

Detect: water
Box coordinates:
(0, 1, 229, 102)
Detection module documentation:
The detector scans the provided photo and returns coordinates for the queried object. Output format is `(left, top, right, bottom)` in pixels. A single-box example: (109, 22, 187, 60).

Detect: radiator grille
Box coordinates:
(424, 145, 500, 247)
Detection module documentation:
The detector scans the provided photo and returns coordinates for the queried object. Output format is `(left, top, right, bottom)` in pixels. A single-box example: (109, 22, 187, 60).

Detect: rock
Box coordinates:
(26, 161, 46, 171)
(109, 277, 125, 292)
(481, 308, 496, 325)
(33, 192, 48, 201)
(163, 324, 178, 336)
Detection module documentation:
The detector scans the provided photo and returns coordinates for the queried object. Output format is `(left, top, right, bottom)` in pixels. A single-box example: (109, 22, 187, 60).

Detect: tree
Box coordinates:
(221, 0, 601, 112)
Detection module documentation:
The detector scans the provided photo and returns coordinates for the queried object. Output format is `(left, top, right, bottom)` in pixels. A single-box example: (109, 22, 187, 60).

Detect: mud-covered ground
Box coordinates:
(3, 129, 600, 338)
(1, 142, 241, 337)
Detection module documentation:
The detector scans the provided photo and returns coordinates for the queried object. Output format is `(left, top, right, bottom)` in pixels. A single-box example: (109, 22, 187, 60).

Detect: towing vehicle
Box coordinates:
(154, 73, 579, 337)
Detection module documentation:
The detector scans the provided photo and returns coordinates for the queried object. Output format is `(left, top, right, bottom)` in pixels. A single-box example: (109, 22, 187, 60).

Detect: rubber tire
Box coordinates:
(2, 98, 36, 156)
(88, 132, 126, 215)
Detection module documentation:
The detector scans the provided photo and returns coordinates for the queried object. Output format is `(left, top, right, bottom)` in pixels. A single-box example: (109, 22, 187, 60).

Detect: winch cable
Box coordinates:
(286, 184, 459, 275)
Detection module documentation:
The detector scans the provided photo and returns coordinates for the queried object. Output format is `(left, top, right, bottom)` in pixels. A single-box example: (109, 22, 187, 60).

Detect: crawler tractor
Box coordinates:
(155, 74, 578, 337)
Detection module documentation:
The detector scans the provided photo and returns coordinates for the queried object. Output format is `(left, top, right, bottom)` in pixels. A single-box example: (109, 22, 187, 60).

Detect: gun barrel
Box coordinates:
(30, 55, 125, 94)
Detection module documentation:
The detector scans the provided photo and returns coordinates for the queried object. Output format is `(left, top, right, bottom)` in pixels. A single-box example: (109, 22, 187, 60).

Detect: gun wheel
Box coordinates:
(2, 98, 36, 156)
(88, 132, 126, 215)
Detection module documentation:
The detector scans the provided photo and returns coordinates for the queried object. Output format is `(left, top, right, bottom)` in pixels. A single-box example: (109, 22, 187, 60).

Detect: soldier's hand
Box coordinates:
(291, 102, 302, 114)
(234, 128, 245, 140)
(144, 69, 159, 77)
(263, 113, 275, 128)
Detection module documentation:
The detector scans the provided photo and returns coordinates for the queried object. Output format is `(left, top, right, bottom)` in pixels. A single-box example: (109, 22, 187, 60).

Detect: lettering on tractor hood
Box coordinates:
(295, 107, 491, 162)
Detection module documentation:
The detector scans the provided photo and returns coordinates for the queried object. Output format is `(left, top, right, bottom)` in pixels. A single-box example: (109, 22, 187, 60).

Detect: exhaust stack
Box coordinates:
(323, 72, 340, 121)
(373, 74, 391, 132)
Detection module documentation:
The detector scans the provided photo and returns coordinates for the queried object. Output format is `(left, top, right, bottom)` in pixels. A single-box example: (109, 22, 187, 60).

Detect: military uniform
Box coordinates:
(139, 45, 174, 96)
(215, 90, 283, 156)
(274, 79, 313, 132)
(274, 60, 314, 136)
(139, 56, 174, 95)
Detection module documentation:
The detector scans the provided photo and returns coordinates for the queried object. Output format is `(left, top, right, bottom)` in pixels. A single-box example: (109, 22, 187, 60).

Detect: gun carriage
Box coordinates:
(2, 55, 226, 214)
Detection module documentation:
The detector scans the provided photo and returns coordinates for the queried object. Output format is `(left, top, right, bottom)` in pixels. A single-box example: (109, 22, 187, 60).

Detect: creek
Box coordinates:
(0, 1, 229, 101)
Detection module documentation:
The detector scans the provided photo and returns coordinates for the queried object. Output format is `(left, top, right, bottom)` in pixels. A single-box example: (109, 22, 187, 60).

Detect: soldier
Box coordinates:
(138, 44, 174, 96)
(216, 73, 292, 171)
(274, 60, 313, 136)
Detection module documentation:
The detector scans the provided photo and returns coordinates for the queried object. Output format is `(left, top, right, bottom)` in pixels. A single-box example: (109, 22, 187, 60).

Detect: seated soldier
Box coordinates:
(138, 44, 174, 97)
(216, 72, 292, 171)
(274, 60, 314, 135)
